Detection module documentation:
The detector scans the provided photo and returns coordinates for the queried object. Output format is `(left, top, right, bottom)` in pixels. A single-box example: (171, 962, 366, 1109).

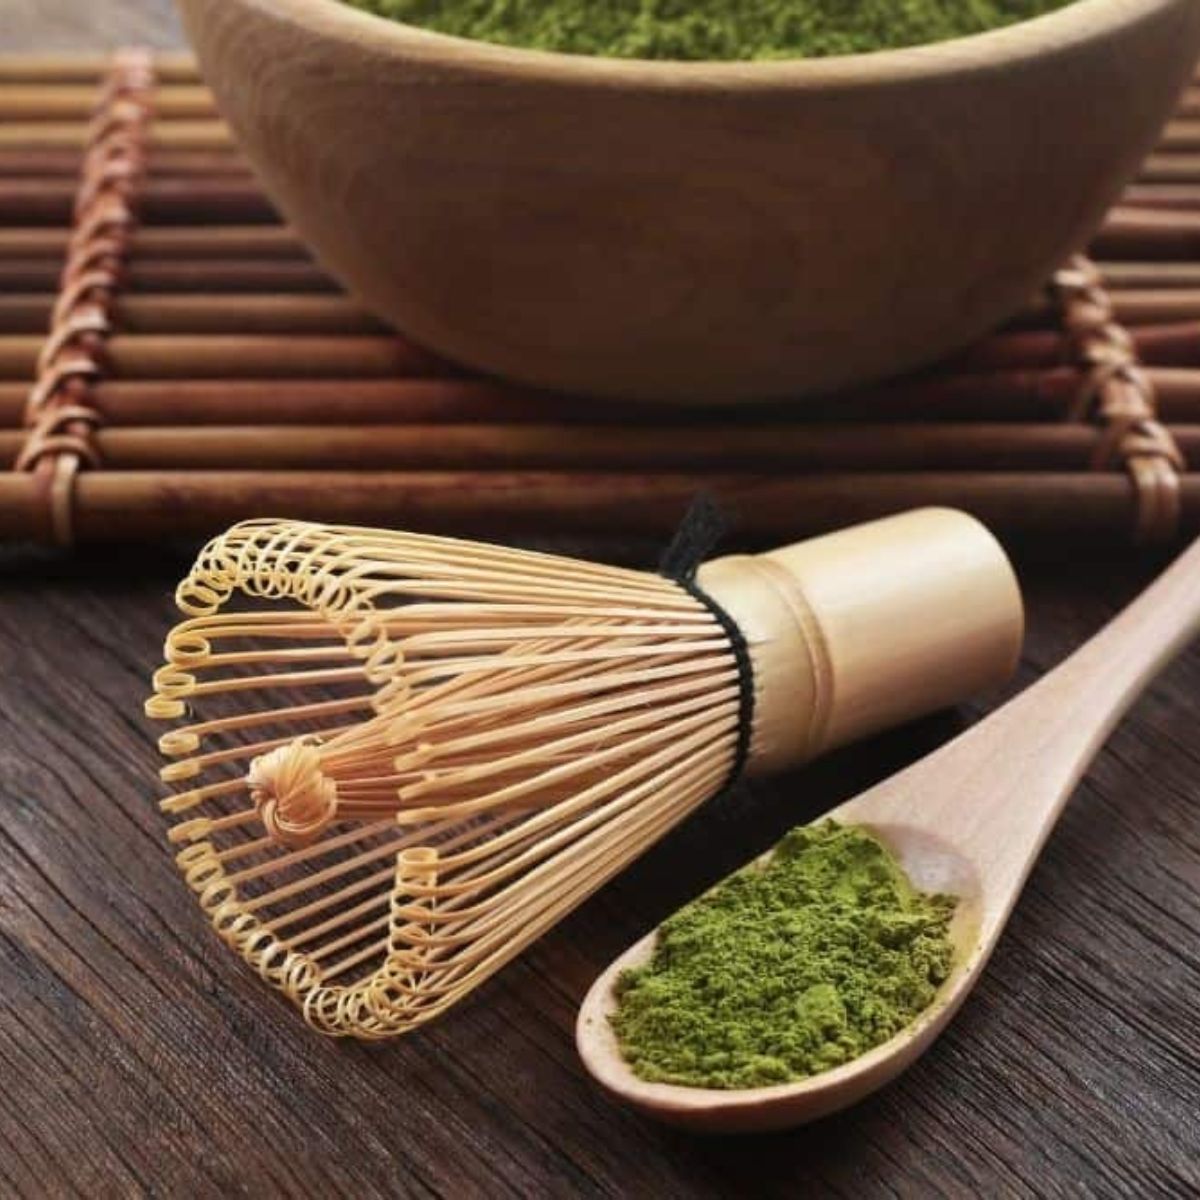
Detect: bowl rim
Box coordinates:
(231, 0, 1181, 88)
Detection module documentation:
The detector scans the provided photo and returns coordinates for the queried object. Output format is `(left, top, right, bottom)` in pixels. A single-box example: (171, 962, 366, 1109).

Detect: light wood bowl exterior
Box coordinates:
(177, 0, 1200, 404)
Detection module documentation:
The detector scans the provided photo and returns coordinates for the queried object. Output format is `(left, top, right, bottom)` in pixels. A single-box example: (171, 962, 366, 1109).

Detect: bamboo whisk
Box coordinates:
(146, 509, 1023, 1038)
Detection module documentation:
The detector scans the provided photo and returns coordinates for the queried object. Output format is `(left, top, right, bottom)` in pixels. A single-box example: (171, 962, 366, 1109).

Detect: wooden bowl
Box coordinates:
(178, 0, 1200, 404)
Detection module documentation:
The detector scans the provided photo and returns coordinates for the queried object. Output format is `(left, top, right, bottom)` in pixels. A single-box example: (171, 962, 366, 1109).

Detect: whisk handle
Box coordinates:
(698, 508, 1024, 774)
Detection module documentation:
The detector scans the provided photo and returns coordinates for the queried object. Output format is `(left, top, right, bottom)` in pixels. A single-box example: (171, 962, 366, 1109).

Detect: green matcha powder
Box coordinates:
(345, 0, 1077, 61)
(611, 821, 956, 1089)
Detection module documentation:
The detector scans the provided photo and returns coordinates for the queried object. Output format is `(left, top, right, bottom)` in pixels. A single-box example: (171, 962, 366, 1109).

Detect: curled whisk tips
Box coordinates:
(167, 817, 213, 845)
(144, 694, 186, 721)
(393, 741, 437, 775)
(248, 739, 339, 848)
(398, 845, 439, 867)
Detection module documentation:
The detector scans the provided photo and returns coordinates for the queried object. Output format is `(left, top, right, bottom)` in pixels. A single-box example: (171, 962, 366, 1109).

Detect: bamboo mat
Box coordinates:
(3, 49, 1200, 546)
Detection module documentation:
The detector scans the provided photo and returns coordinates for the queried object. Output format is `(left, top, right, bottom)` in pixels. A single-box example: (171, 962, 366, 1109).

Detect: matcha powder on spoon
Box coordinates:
(611, 821, 957, 1089)
(345, 0, 1077, 61)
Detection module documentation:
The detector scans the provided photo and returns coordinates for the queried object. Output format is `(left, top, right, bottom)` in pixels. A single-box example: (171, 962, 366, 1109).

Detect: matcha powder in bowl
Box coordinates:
(610, 821, 957, 1090)
(343, 0, 1079, 60)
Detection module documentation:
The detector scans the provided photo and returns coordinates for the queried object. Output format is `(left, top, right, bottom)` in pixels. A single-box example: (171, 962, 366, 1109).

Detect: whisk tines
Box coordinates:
(147, 519, 740, 1037)
(146, 510, 1023, 1038)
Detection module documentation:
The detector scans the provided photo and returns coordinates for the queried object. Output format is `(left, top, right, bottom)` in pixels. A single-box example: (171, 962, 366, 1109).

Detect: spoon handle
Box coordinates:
(944, 536, 1200, 892)
(851, 537, 1200, 903)
(1024, 536, 1200, 749)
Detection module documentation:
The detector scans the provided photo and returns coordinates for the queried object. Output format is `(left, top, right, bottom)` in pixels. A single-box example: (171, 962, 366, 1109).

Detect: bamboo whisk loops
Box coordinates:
(147, 519, 741, 1037)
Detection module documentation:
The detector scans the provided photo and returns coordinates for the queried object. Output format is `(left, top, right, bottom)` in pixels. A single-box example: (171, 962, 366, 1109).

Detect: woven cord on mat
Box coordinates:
(15, 48, 153, 545)
(1050, 254, 1188, 543)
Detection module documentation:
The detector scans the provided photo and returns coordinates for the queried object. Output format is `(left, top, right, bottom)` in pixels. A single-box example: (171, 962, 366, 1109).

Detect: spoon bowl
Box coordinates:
(578, 538, 1200, 1131)
(578, 822, 984, 1132)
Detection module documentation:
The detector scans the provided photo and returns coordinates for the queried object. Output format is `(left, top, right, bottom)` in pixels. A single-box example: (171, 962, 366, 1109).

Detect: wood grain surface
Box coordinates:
(1, 541, 1197, 1196)
(1, 5, 1198, 1197)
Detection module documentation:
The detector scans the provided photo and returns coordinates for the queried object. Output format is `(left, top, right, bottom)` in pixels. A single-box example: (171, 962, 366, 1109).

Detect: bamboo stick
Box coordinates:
(0, 379, 556, 428)
(0, 259, 333, 294)
(0, 119, 233, 150)
(0, 226, 1185, 295)
(85, 283, 1200, 339)
(0, 226, 306, 260)
(0, 83, 218, 121)
(0, 240, 1183, 299)
(10, 320, 1200, 381)
(829, 365, 1200, 422)
(0, 148, 250, 177)
(0, 375, 1093, 429)
(4, 369, 1200, 429)
(0, 471, 1194, 542)
(1159, 119, 1200, 152)
(0, 334, 449, 380)
(1020, 288, 1200, 326)
(0, 251, 1191, 331)
(951, 321, 1200, 372)
(1, 283, 1179, 341)
(0, 179, 1188, 238)
(6, 366, 1200, 430)
(0, 178, 275, 224)
(1091, 206, 1200, 259)
(1139, 154, 1200, 184)
(1092, 261, 1200, 288)
(2, 423, 1196, 473)
(0, 177, 1182, 253)
(1120, 184, 1200, 208)
(0, 294, 385, 335)
(0, 53, 200, 84)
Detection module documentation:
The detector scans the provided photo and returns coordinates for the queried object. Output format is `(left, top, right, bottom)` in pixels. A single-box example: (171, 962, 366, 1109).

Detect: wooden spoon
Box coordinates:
(577, 538, 1200, 1133)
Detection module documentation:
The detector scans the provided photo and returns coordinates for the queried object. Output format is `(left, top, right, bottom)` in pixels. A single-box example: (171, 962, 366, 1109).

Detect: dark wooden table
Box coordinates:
(2, 7, 1198, 1197)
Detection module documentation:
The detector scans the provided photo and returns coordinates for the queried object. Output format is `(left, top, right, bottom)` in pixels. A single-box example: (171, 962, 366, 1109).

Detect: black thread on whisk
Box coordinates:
(658, 494, 756, 784)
